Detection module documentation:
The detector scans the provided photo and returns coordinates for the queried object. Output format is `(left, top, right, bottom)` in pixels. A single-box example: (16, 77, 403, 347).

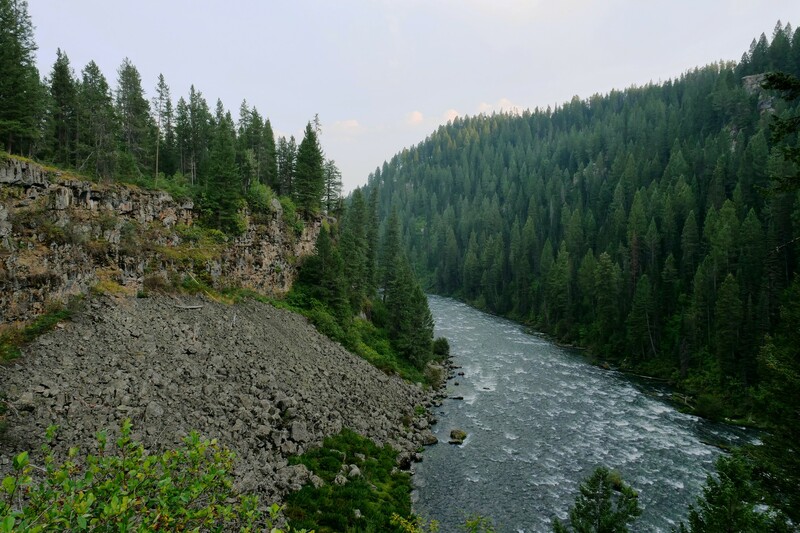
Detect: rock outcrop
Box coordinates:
(0, 294, 435, 504)
(0, 157, 319, 325)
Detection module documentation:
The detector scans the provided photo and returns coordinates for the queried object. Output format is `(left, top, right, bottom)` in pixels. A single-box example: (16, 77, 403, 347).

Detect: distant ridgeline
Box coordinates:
(364, 23, 800, 421)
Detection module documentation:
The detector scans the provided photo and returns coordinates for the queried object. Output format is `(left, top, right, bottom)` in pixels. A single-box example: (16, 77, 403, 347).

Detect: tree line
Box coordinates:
(366, 21, 800, 527)
(289, 186, 440, 377)
(0, 0, 442, 380)
(0, 0, 342, 233)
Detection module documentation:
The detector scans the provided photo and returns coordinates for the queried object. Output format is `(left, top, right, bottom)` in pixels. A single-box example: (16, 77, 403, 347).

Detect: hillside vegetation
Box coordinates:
(366, 22, 800, 526)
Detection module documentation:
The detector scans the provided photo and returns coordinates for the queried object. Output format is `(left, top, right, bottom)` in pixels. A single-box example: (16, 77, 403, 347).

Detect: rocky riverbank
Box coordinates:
(0, 294, 440, 505)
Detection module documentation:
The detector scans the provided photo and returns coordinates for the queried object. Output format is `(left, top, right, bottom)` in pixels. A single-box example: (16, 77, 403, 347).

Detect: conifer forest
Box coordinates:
(2, 0, 800, 529)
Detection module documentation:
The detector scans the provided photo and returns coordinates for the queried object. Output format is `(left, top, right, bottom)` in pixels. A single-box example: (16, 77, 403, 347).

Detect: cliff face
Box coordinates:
(0, 157, 319, 325)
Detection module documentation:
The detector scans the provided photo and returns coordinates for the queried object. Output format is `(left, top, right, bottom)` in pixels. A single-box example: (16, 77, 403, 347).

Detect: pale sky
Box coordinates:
(28, 1, 800, 192)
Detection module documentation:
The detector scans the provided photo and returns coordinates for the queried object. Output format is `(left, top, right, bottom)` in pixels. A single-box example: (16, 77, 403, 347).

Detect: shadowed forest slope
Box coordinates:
(366, 24, 800, 421)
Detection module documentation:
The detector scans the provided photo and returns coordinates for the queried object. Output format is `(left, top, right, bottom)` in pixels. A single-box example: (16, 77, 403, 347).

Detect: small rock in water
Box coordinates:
(449, 428, 467, 444)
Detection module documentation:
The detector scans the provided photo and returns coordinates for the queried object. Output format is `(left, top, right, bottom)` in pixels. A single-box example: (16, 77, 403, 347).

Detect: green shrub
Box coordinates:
(432, 337, 450, 358)
(0, 421, 305, 532)
(247, 182, 276, 214)
(207, 228, 228, 244)
(280, 196, 304, 236)
(285, 429, 412, 533)
(694, 393, 726, 420)
(176, 223, 204, 243)
(305, 303, 347, 342)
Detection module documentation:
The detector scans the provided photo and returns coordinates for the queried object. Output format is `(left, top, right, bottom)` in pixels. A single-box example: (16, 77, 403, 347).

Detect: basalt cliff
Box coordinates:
(0, 156, 318, 325)
(0, 157, 438, 509)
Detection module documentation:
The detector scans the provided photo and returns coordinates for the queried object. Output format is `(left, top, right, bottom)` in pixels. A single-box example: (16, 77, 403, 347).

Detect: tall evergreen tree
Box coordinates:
(276, 135, 297, 196)
(115, 58, 152, 177)
(379, 209, 401, 301)
(261, 118, 278, 190)
(323, 159, 343, 214)
(185, 85, 212, 186)
(340, 190, 369, 312)
(294, 121, 325, 215)
(0, 0, 42, 154)
(76, 61, 117, 179)
(298, 224, 349, 323)
(152, 73, 174, 179)
(386, 255, 434, 369)
(46, 49, 78, 167)
(204, 100, 242, 234)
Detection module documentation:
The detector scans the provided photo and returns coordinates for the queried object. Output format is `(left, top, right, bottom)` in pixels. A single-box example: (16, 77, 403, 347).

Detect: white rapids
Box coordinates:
(413, 296, 754, 533)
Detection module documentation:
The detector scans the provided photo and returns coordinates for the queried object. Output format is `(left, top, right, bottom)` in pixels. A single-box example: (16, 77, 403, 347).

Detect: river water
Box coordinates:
(413, 296, 754, 533)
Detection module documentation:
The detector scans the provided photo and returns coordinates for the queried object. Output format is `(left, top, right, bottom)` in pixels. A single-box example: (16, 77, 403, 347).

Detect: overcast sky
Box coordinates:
(28, 1, 800, 192)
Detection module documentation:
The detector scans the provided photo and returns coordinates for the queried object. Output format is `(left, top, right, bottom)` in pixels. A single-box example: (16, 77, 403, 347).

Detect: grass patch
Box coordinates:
(0, 302, 76, 363)
(285, 429, 413, 533)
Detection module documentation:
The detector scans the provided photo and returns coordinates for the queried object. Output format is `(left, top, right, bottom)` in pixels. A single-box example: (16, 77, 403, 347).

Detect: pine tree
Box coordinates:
(0, 0, 43, 154)
(679, 455, 780, 532)
(76, 61, 117, 179)
(323, 159, 343, 213)
(204, 100, 242, 234)
(755, 277, 800, 523)
(186, 85, 212, 186)
(46, 49, 78, 167)
(175, 96, 190, 177)
(386, 256, 433, 369)
(261, 118, 278, 190)
(294, 121, 325, 215)
(340, 189, 369, 313)
(115, 58, 152, 177)
(152, 73, 174, 179)
(276, 135, 297, 196)
(299, 224, 349, 323)
(553, 467, 642, 533)
(379, 209, 401, 301)
(627, 274, 656, 360)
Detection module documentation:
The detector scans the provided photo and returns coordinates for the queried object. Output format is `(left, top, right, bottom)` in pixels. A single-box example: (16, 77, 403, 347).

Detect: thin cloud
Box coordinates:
(406, 110, 424, 125)
(476, 98, 523, 115)
(443, 109, 460, 122)
(328, 118, 366, 142)
(332, 119, 363, 134)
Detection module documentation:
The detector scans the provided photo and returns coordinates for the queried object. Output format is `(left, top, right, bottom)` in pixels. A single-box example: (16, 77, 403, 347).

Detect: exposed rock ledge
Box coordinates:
(1, 156, 320, 326)
(0, 294, 437, 505)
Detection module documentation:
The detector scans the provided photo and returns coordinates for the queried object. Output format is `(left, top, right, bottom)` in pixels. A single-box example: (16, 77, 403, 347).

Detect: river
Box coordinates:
(413, 296, 754, 532)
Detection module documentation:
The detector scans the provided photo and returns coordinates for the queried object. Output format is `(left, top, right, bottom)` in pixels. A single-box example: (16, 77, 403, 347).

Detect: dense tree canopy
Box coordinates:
(0, 0, 42, 154)
(366, 22, 800, 525)
(0, 8, 340, 234)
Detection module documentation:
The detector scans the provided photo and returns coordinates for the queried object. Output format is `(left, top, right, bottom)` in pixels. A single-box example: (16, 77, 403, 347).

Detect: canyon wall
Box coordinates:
(0, 157, 320, 325)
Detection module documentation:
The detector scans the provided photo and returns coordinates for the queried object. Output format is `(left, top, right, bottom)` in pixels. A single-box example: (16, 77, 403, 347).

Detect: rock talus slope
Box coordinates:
(0, 295, 434, 504)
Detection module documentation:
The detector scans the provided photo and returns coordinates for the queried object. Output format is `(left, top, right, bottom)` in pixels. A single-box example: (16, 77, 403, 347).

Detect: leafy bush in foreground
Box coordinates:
(0, 420, 305, 532)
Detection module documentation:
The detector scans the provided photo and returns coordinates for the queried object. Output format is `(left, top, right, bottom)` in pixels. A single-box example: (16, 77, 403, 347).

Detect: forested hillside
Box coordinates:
(367, 22, 799, 418)
(365, 23, 800, 525)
